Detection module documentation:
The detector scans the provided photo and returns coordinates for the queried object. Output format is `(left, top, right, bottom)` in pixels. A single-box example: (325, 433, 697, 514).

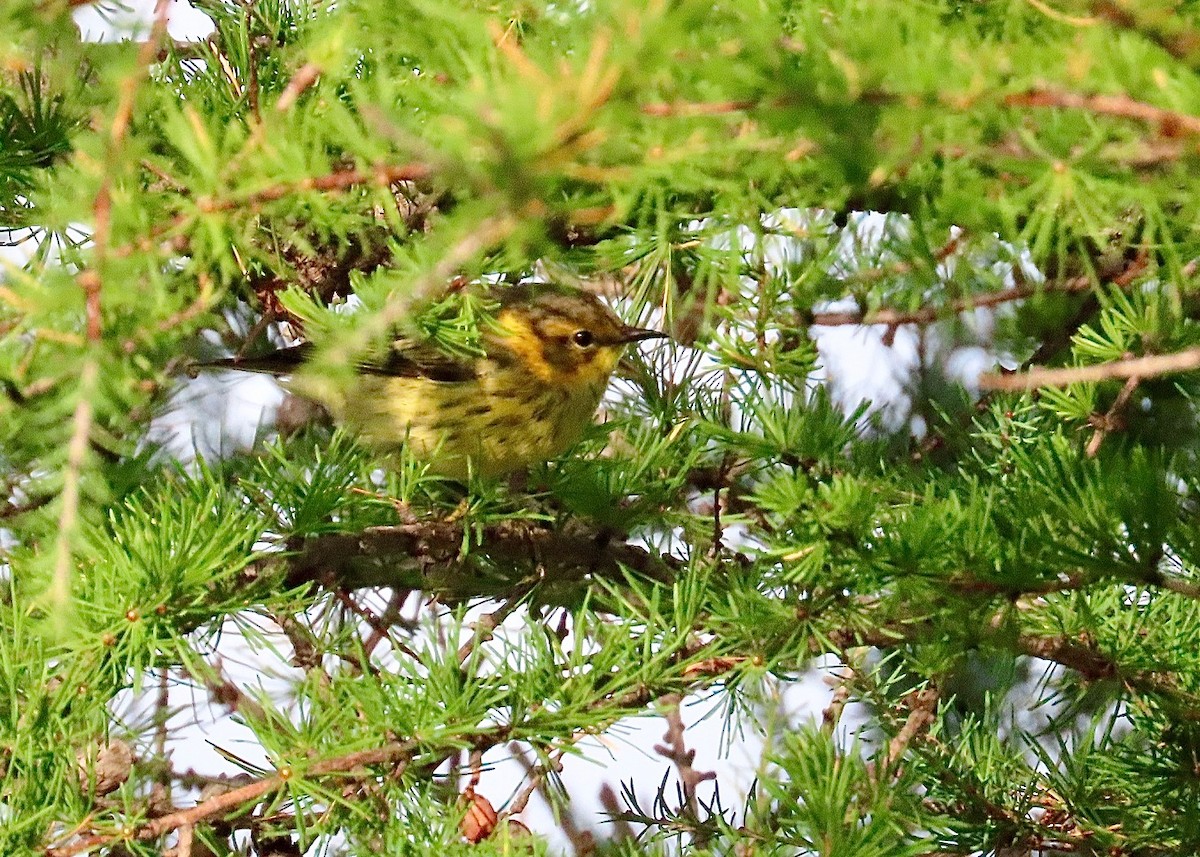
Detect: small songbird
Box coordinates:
(205, 283, 667, 478)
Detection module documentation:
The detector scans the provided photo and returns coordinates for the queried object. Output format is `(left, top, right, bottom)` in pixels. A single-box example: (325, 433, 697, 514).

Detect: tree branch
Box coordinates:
(979, 345, 1200, 390)
(44, 641, 743, 856)
(45, 736, 431, 857)
(882, 686, 940, 772)
(1006, 88, 1200, 137)
(653, 693, 716, 828)
(111, 161, 431, 260)
(287, 519, 681, 594)
(810, 273, 1095, 327)
(822, 608, 1200, 719)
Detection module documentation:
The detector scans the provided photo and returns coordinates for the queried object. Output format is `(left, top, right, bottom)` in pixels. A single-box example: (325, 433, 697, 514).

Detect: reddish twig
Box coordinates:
(111, 161, 431, 260)
(1022, 0, 1101, 26)
(821, 664, 856, 734)
(812, 273, 1095, 327)
(640, 99, 759, 117)
(154, 274, 215, 333)
(1085, 371, 1140, 457)
(653, 693, 716, 831)
(48, 0, 172, 612)
(504, 744, 566, 818)
(1006, 88, 1200, 137)
(359, 588, 420, 661)
(882, 687, 940, 772)
(45, 737, 432, 857)
(457, 592, 529, 665)
(1089, 2, 1200, 63)
(598, 783, 635, 848)
(199, 659, 269, 724)
(176, 823, 193, 857)
(193, 163, 431, 215)
(270, 611, 324, 673)
(276, 62, 322, 112)
(980, 346, 1200, 391)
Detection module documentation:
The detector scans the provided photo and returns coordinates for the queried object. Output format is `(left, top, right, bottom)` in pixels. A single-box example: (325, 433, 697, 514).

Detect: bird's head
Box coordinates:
(489, 284, 666, 387)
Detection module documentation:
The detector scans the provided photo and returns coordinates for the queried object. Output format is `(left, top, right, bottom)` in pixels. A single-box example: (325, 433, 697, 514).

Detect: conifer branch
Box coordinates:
(881, 686, 940, 772)
(1085, 372, 1140, 456)
(49, 0, 171, 611)
(653, 693, 716, 829)
(1006, 88, 1200, 137)
(12, 2, 1200, 852)
(826, 612, 1200, 718)
(980, 346, 1200, 390)
(45, 651, 747, 855)
(809, 274, 1095, 327)
(288, 520, 680, 593)
(1088, 2, 1200, 63)
(110, 162, 432, 260)
(45, 736, 431, 857)
(192, 164, 433, 215)
(813, 248, 1148, 329)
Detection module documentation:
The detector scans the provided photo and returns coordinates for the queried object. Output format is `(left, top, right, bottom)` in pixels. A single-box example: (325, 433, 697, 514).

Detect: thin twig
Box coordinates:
(241, 1, 262, 125)
(154, 668, 171, 800)
(0, 491, 53, 519)
(46, 358, 97, 611)
(640, 98, 759, 117)
(154, 273, 215, 334)
(811, 272, 1095, 327)
(1022, 0, 1100, 26)
(980, 346, 1200, 390)
(1142, 567, 1200, 601)
(1089, 1, 1200, 62)
(598, 784, 634, 848)
(824, 611, 1200, 719)
(110, 162, 431, 260)
(200, 658, 269, 724)
(49, 0, 172, 614)
(360, 588, 419, 660)
(270, 611, 325, 674)
(457, 591, 528, 665)
(821, 664, 855, 735)
(276, 62, 322, 111)
(505, 744, 565, 817)
(1006, 88, 1200, 137)
(46, 737, 433, 856)
(1085, 372, 1140, 456)
(653, 693, 716, 829)
(175, 823, 192, 857)
(193, 163, 431, 215)
(881, 687, 940, 773)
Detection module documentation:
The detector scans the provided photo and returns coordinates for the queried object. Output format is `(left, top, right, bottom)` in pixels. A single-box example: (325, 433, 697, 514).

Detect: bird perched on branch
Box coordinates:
(203, 283, 667, 478)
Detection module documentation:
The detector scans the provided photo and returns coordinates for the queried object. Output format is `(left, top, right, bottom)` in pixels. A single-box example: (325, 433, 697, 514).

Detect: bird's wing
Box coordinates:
(202, 339, 478, 383)
(358, 339, 478, 383)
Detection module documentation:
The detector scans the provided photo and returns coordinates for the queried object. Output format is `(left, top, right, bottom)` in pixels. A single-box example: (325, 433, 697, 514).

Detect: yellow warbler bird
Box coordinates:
(207, 283, 666, 478)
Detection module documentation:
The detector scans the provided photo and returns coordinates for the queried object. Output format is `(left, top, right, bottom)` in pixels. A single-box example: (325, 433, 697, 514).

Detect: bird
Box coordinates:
(203, 283, 667, 478)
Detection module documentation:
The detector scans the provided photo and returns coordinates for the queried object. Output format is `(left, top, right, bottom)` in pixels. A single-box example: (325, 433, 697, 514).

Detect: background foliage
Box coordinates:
(5, 0, 1200, 854)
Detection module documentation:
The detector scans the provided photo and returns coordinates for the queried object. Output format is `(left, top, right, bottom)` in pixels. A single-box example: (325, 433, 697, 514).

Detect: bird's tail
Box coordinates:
(191, 344, 313, 377)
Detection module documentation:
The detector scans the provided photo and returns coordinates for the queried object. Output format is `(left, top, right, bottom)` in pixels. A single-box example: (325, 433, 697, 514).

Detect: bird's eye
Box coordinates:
(572, 330, 595, 347)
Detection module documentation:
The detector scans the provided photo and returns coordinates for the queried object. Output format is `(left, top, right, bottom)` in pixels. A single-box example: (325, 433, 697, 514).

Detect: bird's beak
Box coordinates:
(618, 326, 670, 344)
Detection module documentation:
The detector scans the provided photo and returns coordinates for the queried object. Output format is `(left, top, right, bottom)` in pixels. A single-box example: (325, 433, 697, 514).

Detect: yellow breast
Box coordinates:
(332, 364, 608, 478)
